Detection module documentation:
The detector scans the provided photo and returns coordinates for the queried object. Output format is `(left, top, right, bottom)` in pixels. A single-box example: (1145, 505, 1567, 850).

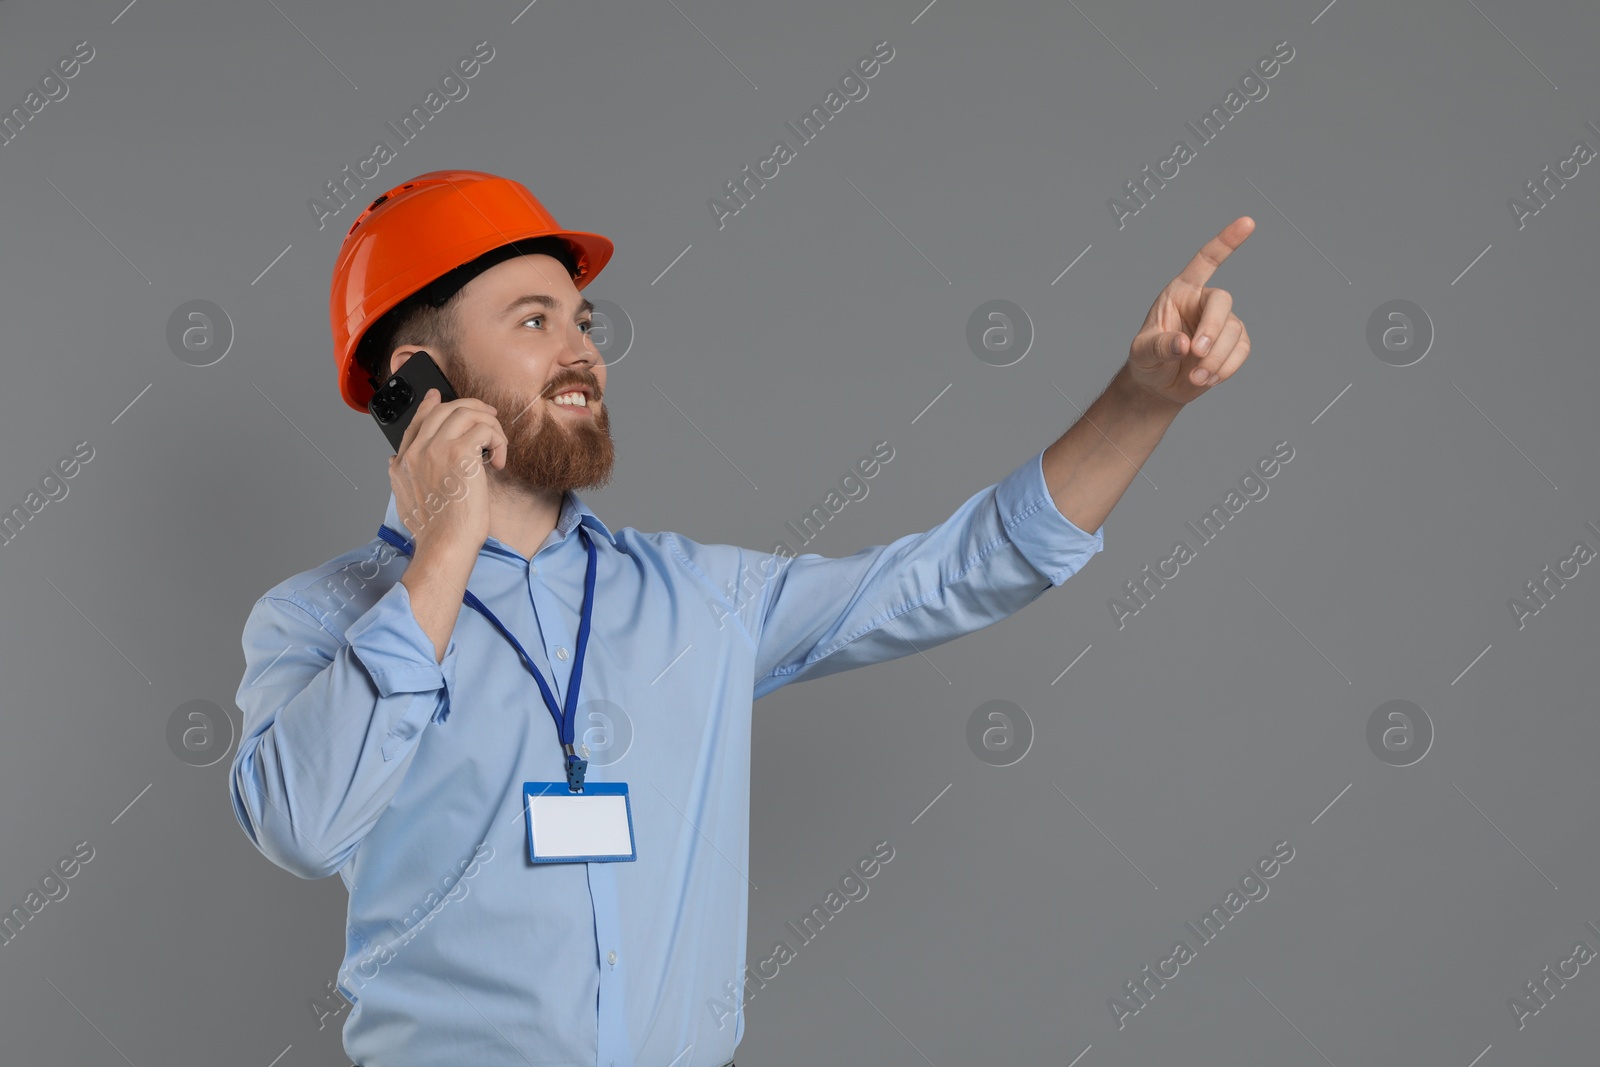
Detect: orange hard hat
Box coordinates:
(329, 169, 614, 413)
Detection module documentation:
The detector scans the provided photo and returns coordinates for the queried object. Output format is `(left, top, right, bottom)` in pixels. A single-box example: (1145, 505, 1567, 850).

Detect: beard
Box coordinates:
(442, 354, 616, 497)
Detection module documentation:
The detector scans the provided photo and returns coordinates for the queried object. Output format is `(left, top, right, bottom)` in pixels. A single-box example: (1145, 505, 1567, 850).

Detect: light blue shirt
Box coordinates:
(230, 447, 1103, 1067)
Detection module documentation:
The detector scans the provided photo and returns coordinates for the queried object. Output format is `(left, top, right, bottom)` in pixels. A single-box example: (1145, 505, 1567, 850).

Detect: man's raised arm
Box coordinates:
(739, 216, 1258, 698)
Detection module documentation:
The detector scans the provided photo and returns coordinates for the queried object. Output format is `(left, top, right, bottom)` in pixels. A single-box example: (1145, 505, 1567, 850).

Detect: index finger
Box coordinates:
(395, 388, 441, 459)
(1173, 216, 1255, 291)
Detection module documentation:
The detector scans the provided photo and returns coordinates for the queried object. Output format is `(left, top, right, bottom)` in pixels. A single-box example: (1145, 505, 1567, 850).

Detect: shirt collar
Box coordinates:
(381, 488, 617, 560)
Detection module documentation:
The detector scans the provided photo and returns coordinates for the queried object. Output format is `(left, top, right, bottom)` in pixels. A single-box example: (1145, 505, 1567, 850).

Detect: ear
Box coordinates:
(388, 346, 426, 379)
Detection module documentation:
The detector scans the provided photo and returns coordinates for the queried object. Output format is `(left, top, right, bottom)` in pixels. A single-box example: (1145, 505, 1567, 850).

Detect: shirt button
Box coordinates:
(556, 646, 569, 660)
(529, 564, 537, 576)
(607, 950, 617, 965)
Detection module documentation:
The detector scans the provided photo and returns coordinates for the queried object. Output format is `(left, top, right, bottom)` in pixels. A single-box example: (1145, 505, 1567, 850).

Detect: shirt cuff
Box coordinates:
(994, 448, 1105, 587)
(346, 581, 459, 710)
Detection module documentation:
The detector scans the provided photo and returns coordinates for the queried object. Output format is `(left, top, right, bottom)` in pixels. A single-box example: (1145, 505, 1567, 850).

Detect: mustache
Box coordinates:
(542, 372, 601, 400)
(502, 377, 604, 430)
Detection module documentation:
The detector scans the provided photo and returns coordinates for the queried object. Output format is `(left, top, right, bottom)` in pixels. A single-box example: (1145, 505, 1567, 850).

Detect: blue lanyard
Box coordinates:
(375, 522, 599, 792)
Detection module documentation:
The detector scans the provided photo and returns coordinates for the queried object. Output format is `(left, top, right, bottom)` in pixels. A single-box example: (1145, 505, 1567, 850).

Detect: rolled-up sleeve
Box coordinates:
(230, 580, 460, 879)
(752, 448, 1103, 699)
(992, 447, 1106, 587)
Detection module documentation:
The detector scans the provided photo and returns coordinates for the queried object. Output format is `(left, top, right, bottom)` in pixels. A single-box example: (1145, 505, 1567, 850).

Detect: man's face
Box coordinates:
(394, 253, 615, 497)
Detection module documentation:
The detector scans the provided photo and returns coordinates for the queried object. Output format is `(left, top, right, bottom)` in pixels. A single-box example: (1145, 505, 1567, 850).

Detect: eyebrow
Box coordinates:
(503, 294, 595, 320)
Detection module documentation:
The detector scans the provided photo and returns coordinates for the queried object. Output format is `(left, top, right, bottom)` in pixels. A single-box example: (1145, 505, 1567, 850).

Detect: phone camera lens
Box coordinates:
(371, 381, 414, 425)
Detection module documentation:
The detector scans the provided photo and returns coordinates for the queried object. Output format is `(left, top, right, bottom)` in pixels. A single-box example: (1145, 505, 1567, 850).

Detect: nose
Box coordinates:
(560, 320, 603, 382)
(562, 317, 599, 362)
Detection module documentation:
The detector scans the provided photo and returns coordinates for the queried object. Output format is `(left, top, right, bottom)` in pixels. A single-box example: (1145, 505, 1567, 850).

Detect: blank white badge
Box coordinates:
(523, 781, 637, 863)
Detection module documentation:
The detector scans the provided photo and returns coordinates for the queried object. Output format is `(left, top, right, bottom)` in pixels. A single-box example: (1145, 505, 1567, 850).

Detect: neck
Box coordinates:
(486, 477, 566, 560)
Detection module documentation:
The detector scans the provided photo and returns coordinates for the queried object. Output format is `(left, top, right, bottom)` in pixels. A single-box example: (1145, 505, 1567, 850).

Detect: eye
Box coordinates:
(521, 315, 594, 334)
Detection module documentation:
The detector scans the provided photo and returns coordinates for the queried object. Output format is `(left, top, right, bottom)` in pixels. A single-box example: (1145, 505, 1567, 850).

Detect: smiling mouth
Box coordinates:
(547, 395, 594, 416)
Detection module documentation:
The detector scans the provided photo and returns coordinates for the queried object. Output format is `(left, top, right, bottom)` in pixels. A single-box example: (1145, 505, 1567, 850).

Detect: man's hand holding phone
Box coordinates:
(390, 387, 507, 560)
(390, 388, 508, 661)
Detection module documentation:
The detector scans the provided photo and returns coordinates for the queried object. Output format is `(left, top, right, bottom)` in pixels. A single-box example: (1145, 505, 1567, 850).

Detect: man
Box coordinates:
(231, 170, 1253, 1067)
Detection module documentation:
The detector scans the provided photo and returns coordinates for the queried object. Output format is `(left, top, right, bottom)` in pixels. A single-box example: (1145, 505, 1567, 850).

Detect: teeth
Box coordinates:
(551, 392, 587, 406)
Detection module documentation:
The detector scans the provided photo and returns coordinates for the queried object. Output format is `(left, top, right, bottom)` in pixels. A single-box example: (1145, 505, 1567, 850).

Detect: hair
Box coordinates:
(357, 236, 580, 389)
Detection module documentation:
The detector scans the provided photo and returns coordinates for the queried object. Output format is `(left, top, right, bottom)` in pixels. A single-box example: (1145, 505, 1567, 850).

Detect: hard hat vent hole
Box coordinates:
(368, 194, 389, 212)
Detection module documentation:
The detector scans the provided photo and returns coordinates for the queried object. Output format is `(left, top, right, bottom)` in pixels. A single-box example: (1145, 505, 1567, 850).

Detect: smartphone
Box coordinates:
(369, 351, 460, 454)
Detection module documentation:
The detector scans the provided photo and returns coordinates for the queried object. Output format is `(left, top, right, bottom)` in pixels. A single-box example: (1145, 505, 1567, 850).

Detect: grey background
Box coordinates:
(0, 0, 1595, 1064)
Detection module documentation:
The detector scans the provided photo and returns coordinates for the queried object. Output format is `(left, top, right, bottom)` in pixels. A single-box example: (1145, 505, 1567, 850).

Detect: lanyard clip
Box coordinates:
(564, 745, 588, 793)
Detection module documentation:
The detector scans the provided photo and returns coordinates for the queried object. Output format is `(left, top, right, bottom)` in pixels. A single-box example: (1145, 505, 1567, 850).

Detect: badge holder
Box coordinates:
(524, 781, 637, 863)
